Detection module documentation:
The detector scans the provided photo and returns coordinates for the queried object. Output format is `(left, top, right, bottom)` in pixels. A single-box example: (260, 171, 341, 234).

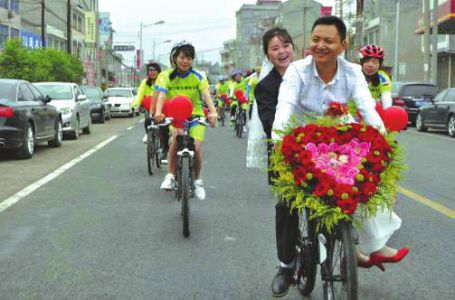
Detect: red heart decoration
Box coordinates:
(281, 123, 393, 215)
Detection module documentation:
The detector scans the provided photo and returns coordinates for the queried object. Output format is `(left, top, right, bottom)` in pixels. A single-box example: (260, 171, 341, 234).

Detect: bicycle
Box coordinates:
(168, 117, 210, 238)
(234, 104, 245, 138)
(146, 119, 162, 175)
(294, 208, 358, 300)
(218, 98, 226, 127)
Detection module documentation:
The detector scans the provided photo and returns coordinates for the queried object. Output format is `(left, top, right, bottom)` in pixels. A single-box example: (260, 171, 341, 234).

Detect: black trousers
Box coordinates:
(268, 140, 299, 264)
(275, 200, 299, 264)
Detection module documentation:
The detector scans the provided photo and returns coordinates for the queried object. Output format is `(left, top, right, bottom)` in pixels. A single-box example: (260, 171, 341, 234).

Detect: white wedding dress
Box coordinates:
(246, 58, 273, 169)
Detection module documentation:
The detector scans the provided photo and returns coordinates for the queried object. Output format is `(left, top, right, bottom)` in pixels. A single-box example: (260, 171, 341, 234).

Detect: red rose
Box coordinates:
(314, 181, 330, 197)
(363, 182, 378, 195)
(336, 198, 357, 215)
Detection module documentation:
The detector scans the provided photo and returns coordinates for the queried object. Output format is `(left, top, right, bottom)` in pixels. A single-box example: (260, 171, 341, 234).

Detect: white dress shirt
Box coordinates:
(272, 56, 385, 140)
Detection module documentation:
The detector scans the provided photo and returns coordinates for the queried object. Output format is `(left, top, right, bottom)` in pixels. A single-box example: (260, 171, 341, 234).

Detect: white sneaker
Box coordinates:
(194, 179, 206, 200)
(242, 127, 247, 133)
(160, 174, 175, 191)
(142, 134, 147, 144)
(230, 116, 235, 121)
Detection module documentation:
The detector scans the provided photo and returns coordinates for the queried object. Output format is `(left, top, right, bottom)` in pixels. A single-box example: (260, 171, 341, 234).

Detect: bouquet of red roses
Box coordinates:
(271, 115, 404, 230)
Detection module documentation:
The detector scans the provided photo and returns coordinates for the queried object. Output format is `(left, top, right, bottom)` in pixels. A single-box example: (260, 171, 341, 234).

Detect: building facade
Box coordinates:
(235, 0, 281, 70)
(0, 0, 21, 49)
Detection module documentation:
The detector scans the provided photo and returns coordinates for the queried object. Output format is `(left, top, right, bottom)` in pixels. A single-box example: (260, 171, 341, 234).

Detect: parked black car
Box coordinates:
(391, 82, 439, 125)
(80, 85, 111, 123)
(416, 88, 455, 137)
(0, 79, 63, 159)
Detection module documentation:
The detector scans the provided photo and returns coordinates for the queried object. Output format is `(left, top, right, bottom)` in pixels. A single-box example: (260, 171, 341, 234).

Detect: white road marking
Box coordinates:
(138, 119, 145, 123)
(0, 135, 119, 214)
(126, 126, 134, 130)
(225, 236, 237, 241)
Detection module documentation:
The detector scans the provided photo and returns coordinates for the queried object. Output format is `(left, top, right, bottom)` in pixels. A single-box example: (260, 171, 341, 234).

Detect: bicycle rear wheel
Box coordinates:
(322, 222, 358, 300)
(297, 208, 317, 296)
(181, 156, 191, 237)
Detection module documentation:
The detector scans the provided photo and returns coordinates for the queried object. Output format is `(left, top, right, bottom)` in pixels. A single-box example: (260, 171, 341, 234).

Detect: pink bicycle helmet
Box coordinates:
(360, 45, 384, 59)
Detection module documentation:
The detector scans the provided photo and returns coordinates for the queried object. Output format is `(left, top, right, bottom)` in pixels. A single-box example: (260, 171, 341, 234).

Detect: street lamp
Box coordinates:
(153, 39, 172, 61)
(139, 20, 165, 68)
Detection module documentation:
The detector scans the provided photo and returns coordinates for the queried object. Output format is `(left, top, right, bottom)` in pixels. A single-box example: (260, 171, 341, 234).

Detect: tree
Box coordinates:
(0, 39, 85, 83)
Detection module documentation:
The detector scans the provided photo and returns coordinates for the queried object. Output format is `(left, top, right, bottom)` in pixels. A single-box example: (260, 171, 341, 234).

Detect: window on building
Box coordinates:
(10, 28, 19, 39)
(0, 0, 8, 9)
(0, 24, 8, 48)
(78, 15, 83, 32)
(72, 13, 77, 30)
(11, 0, 19, 13)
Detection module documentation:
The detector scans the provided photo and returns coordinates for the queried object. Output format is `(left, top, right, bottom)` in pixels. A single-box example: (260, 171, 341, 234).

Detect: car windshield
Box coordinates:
(105, 89, 132, 97)
(401, 85, 438, 98)
(82, 87, 101, 99)
(34, 84, 73, 100)
(0, 83, 16, 101)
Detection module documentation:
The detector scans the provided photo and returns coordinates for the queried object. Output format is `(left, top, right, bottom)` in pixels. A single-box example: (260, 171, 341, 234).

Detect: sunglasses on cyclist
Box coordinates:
(148, 68, 157, 72)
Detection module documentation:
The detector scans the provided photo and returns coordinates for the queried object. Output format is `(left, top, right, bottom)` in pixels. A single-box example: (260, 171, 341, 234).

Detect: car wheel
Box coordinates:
(83, 118, 92, 134)
(70, 118, 80, 140)
(48, 119, 63, 147)
(448, 115, 455, 137)
(17, 123, 34, 159)
(416, 112, 427, 132)
(99, 109, 106, 123)
(129, 108, 134, 118)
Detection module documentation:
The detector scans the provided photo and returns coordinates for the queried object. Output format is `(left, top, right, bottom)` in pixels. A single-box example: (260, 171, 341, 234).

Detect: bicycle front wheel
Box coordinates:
(153, 132, 161, 169)
(297, 208, 317, 296)
(181, 156, 191, 237)
(322, 222, 358, 300)
(146, 132, 154, 175)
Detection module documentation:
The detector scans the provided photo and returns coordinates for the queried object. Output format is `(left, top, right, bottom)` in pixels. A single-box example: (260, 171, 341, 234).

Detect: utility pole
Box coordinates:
(423, 0, 431, 82)
(393, 0, 400, 81)
(302, 0, 307, 52)
(41, 0, 46, 48)
(67, 0, 72, 54)
(430, 0, 439, 85)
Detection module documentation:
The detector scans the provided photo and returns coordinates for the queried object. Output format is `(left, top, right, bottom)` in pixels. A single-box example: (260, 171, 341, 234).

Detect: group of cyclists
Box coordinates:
(132, 15, 407, 298)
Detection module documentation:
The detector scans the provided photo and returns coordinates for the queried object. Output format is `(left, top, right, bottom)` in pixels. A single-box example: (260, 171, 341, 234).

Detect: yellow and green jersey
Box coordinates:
(369, 70, 391, 101)
(229, 80, 247, 99)
(215, 81, 230, 98)
(132, 78, 156, 109)
(246, 75, 258, 102)
(155, 67, 209, 117)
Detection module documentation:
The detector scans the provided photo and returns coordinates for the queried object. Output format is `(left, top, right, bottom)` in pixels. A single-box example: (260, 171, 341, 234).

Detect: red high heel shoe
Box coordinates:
(357, 258, 385, 272)
(370, 248, 409, 265)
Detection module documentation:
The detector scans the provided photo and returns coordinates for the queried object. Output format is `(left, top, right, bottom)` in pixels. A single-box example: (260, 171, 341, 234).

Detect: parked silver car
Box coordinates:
(34, 82, 92, 139)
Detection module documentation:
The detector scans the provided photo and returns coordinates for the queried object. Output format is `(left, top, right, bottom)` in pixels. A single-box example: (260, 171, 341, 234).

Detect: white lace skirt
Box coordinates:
(356, 209, 402, 254)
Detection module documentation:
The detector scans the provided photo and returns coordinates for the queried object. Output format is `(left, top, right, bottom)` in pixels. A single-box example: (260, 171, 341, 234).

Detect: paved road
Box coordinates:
(0, 120, 453, 299)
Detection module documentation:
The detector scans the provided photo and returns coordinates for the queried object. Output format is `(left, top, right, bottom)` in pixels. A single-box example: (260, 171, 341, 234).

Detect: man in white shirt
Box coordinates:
(271, 16, 402, 297)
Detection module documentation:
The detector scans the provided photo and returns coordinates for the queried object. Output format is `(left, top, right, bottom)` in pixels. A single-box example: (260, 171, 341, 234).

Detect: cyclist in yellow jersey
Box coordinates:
(215, 75, 230, 116)
(360, 45, 392, 109)
(132, 63, 163, 141)
(154, 41, 217, 200)
(229, 70, 248, 130)
(246, 67, 260, 119)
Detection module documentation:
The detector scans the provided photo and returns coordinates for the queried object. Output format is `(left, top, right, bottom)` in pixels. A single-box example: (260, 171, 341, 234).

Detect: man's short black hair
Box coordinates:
(311, 16, 347, 42)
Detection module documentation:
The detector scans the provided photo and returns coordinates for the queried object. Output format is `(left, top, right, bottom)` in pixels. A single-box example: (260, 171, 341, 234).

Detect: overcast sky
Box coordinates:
(99, 0, 334, 67)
